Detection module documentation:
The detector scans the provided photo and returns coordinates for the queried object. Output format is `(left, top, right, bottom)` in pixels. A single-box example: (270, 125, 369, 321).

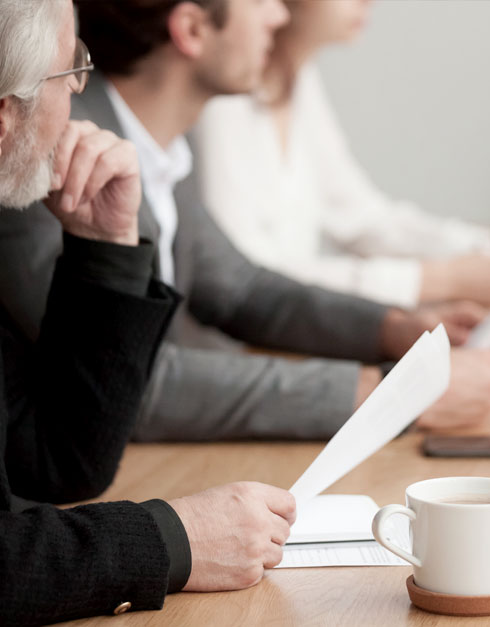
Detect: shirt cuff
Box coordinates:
(140, 499, 192, 593)
(61, 232, 156, 297)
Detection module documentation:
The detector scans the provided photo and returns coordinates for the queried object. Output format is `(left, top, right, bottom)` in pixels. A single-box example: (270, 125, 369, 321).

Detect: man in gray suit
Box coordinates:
(0, 0, 488, 439)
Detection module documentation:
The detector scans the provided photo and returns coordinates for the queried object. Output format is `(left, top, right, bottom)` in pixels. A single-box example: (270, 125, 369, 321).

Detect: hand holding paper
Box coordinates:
(290, 324, 450, 505)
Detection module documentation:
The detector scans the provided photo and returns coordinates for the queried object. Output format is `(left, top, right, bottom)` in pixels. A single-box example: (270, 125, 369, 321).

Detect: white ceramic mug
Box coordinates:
(372, 477, 490, 596)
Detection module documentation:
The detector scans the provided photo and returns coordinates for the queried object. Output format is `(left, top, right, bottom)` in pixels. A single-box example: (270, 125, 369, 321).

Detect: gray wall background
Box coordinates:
(317, 0, 490, 225)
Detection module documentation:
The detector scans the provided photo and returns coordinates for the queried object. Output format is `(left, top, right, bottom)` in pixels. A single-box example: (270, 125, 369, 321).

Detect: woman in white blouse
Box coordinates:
(191, 0, 490, 308)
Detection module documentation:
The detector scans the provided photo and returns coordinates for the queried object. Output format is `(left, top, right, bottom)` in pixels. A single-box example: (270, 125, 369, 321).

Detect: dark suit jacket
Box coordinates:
(0, 242, 179, 626)
(0, 72, 390, 442)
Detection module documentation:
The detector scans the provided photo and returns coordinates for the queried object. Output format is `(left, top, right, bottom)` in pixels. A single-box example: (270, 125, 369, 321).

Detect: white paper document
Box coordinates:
(277, 495, 411, 569)
(288, 494, 378, 544)
(465, 314, 490, 349)
(277, 540, 409, 568)
(290, 324, 450, 506)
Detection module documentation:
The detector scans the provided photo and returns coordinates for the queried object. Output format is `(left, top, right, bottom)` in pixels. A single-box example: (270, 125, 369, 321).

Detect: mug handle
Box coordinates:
(372, 504, 421, 568)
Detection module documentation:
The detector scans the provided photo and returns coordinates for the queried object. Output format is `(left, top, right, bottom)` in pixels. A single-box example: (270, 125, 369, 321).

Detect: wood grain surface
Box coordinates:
(52, 433, 490, 627)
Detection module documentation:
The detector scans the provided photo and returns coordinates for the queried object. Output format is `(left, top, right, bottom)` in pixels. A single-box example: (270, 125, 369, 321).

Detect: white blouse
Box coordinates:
(191, 63, 490, 307)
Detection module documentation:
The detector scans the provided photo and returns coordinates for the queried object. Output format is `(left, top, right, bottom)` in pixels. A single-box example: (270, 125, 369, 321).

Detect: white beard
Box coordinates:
(0, 113, 54, 210)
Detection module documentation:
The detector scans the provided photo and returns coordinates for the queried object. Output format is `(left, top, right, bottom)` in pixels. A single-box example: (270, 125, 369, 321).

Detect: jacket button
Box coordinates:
(114, 602, 132, 615)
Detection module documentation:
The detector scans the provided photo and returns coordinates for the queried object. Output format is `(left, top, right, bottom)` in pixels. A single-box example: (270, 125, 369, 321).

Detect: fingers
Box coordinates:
(48, 120, 140, 214)
(50, 120, 99, 193)
(263, 541, 284, 570)
(270, 512, 292, 546)
(58, 129, 120, 212)
(445, 301, 487, 328)
(81, 139, 139, 206)
(262, 485, 297, 526)
(445, 323, 470, 347)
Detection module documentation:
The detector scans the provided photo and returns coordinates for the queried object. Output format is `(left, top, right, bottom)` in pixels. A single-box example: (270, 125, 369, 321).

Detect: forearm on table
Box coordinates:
(133, 345, 362, 441)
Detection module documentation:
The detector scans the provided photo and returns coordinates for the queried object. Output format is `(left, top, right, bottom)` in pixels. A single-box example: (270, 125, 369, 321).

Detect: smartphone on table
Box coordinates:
(423, 435, 490, 458)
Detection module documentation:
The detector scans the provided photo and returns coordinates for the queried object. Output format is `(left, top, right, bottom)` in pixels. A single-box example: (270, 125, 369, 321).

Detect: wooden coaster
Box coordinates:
(407, 576, 490, 616)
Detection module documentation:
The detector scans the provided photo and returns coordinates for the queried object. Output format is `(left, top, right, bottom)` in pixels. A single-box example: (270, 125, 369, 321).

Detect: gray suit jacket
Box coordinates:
(0, 72, 390, 440)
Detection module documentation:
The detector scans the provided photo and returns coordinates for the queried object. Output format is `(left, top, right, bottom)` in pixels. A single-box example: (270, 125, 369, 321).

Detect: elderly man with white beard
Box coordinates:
(0, 1, 296, 625)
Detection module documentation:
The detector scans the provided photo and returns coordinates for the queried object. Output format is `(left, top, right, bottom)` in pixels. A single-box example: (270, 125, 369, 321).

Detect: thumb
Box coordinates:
(445, 323, 470, 347)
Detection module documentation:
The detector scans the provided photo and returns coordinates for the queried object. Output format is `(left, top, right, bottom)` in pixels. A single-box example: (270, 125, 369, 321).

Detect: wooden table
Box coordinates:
(55, 433, 490, 627)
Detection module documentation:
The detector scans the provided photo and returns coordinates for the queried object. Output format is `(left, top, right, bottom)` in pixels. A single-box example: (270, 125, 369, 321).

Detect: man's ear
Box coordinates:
(0, 97, 14, 158)
(167, 1, 212, 59)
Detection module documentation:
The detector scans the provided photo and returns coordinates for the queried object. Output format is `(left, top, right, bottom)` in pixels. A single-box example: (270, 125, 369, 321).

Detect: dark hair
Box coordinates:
(75, 0, 228, 76)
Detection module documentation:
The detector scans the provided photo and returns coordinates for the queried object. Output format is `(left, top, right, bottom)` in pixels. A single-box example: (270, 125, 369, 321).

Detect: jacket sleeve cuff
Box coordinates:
(140, 499, 192, 593)
(61, 232, 156, 297)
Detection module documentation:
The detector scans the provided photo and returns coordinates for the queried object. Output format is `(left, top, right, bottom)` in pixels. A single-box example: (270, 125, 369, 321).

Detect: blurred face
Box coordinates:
(0, 0, 75, 208)
(289, 0, 373, 46)
(195, 0, 290, 95)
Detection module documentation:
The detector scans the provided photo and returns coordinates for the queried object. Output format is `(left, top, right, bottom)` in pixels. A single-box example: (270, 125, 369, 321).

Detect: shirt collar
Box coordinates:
(104, 80, 193, 189)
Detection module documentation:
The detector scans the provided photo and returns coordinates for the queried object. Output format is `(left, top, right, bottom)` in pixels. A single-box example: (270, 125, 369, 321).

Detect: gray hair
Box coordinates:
(0, 0, 66, 102)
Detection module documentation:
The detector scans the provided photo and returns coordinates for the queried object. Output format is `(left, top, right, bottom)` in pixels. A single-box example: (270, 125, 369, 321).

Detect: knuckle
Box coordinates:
(77, 138, 97, 159)
(233, 481, 254, 499)
(100, 129, 116, 142)
(65, 120, 80, 135)
(81, 120, 99, 133)
(97, 151, 116, 173)
(229, 485, 254, 517)
(97, 150, 111, 167)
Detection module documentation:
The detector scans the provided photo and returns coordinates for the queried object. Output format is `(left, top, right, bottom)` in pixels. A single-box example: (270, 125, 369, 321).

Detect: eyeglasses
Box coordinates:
(42, 38, 94, 94)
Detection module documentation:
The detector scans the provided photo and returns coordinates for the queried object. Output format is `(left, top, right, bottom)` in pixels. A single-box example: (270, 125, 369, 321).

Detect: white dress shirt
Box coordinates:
(105, 81, 192, 286)
(191, 63, 490, 307)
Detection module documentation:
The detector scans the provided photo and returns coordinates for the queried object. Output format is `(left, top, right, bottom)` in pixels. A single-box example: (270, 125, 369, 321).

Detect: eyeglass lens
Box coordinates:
(72, 38, 91, 93)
